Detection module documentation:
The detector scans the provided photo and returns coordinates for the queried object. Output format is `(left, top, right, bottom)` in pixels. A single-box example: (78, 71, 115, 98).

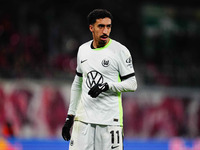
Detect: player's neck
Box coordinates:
(92, 38, 110, 49)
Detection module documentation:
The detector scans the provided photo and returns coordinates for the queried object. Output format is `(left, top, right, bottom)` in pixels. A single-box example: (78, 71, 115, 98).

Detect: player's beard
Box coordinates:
(97, 34, 109, 48)
(98, 40, 106, 48)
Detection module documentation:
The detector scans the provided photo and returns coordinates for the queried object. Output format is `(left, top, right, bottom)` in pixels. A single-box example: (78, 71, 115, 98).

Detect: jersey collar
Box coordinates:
(91, 39, 112, 51)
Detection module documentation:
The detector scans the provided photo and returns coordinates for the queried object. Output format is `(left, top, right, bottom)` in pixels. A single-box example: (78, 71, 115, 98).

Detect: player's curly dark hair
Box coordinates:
(87, 9, 113, 25)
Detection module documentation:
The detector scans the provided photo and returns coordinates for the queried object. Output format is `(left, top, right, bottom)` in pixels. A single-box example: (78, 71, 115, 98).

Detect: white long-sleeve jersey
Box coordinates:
(68, 39, 137, 126)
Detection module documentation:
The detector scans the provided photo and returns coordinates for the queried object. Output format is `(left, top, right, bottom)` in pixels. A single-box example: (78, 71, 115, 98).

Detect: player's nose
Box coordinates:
(103, 27, 109, 34)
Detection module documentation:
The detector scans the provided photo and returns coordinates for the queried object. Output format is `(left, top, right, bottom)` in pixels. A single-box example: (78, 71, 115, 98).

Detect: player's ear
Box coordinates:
(89, 24, 94, 32)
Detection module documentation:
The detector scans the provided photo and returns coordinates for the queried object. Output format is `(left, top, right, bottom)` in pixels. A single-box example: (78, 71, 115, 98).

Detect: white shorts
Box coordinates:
(69, 121, 123, 150)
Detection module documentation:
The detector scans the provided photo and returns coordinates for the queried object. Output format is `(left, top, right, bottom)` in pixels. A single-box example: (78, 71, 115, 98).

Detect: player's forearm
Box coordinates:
(108, 76, 137, 93)
(68, 75, 82, 115)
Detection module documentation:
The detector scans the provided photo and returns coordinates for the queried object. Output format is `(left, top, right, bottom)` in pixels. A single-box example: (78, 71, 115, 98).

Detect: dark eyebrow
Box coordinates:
(98, 24, 105, 27)
(98, 24, 112, 27)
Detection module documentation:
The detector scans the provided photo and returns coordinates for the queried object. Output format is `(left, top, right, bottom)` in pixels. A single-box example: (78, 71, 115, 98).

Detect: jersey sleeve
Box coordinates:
(108, 45, 137, 93)
(118, 45, 135, 80)
(76, 47, 83, 76)
(68, 47, 83, 115)
(68, 75, 82, 115)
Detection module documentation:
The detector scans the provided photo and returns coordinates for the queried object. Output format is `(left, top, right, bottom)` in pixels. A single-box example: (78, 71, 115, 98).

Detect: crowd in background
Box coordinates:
(0, 82, 200, 138)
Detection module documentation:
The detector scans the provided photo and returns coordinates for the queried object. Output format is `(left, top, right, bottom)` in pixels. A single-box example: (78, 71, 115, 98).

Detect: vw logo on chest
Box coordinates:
(86, 70, 104, 89)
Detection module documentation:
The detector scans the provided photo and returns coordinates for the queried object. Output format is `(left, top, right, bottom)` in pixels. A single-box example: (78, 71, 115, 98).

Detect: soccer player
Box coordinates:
(62, 9, 137, 150)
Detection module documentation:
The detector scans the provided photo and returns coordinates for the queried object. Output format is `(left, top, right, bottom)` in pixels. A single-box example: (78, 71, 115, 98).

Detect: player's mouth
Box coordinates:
(100, 35, 109, 41)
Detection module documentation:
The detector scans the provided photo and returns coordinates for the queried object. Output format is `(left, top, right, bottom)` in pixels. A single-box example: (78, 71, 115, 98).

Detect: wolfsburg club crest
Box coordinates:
(102, 59, 110, 67)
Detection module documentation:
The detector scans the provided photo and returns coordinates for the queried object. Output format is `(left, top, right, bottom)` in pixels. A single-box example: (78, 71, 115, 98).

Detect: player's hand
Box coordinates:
(88, 83, 109, 98)
(62, 115, 74, 141)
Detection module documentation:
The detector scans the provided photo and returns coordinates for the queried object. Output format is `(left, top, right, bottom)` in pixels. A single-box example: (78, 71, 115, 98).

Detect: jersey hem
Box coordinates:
(74, 118, 123, 126)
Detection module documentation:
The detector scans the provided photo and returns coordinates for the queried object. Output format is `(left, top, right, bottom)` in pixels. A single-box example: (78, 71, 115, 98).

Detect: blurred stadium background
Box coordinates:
(0, 0, 200, 149)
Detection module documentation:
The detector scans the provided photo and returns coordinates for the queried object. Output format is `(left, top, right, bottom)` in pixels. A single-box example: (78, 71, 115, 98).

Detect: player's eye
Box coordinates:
(98, 24, 105, 28)
(107, 24, 112, 28)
